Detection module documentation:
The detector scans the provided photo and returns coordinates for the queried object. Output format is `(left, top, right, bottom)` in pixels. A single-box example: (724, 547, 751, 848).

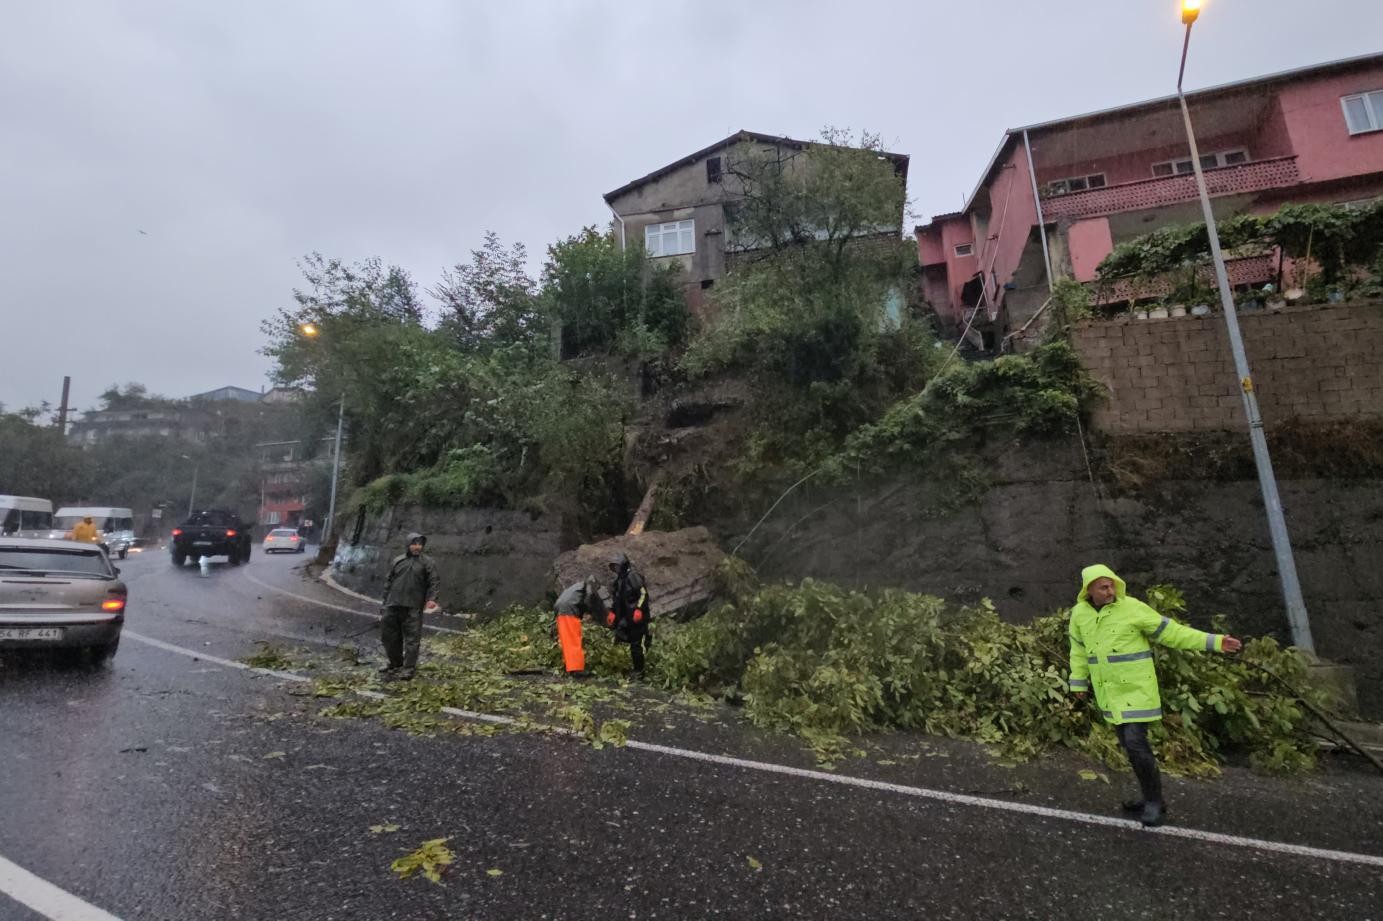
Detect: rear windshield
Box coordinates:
(186, 511, 237, 527)
(269, 529, 299, 537)
(0, 547, 112, 577)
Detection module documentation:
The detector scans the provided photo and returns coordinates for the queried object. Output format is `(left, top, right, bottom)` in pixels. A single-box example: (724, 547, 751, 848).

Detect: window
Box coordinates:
(645, 220, 695, 257)
(953, 243, 974, 257)
(1151, 149, 1248, 177)
(1342, 90, 1383, 135)
(0, 547, 111, 577)
(705, 157, 722, 184)
(1046, 173, 1106, 196)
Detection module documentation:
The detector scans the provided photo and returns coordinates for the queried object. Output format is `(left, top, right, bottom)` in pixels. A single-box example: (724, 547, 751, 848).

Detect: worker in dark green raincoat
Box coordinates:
(1068, 564, 1242, 827)
(379, 532, 441, 681)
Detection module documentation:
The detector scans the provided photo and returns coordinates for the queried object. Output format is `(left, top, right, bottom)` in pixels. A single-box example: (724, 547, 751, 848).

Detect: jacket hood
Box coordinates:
(406, 532, 427, 547)
(610, 552, 630, 572)
(1077, 564, 1126, 605)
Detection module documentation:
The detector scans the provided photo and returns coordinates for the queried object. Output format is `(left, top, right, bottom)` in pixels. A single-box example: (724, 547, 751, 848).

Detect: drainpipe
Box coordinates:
(609, 205, 626, 251)
(1022, 130, 1053, 293)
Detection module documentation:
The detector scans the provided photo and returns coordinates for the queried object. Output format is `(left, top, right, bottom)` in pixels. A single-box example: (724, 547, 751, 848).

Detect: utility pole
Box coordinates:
(56, 376, 71, 435)
(324, 397, 344, 545)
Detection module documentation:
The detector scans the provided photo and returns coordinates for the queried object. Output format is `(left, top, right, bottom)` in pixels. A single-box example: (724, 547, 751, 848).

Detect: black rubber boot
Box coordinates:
(1140, 801, 1166, 827)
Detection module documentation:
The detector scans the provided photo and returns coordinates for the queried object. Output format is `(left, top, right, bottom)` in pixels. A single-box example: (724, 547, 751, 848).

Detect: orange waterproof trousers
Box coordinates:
(557, 614, 585, 672)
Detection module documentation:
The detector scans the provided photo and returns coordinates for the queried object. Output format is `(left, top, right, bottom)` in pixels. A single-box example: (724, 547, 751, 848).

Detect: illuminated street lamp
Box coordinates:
(298, 321, 344, 547)
(1176, 0, 1314, 652)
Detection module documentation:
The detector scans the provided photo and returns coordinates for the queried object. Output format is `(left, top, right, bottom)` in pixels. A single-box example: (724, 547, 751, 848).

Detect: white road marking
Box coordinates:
(0, 853, 122, 921)
(123, 631, 1383, 871)
(240, 572, 462, 635)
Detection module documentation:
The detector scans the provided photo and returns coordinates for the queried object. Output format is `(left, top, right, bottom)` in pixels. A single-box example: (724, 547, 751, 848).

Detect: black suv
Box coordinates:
(171, 509, 253, 566)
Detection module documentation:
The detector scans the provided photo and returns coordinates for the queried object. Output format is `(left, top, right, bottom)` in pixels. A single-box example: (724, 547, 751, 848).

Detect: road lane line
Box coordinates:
(0, 853, 122, 921)
(124, 630, 311, 683)
(241, 572, 462, 635)
(123, 631, 1383, 870)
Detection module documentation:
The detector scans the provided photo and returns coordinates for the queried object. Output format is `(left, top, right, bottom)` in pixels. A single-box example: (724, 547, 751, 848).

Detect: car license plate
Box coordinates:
(193, 541, 213, 547)
(0, 627, 63, 640)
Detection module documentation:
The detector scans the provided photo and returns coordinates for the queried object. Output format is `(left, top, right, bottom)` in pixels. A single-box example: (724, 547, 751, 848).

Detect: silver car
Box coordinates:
(0, 537, 126, 662)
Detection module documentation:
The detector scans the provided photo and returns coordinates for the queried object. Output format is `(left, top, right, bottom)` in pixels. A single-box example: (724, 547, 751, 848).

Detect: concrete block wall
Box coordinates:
(1071, 302, 1383, 433)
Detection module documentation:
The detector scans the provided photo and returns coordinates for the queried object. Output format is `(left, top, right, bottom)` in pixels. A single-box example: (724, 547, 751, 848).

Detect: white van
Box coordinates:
(0, 496, 55, 539)
(52, 507, 136, 559)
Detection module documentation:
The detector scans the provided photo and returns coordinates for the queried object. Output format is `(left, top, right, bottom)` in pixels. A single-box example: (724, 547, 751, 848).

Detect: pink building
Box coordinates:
(916, 53, 1383, 348)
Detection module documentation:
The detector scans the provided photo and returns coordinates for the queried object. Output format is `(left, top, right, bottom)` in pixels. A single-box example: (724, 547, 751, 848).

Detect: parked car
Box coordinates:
(171, 509, 253, 566)
(263, 528, 306, 553)
(0, 537, 126, 663)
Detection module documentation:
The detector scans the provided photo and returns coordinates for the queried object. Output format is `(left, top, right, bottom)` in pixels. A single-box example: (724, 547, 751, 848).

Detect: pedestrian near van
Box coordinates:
(68, 516, 100, 543)
(1068, 564, 1242, 827)
(379, 532, 441, 682)
(553, 575, 609, 678)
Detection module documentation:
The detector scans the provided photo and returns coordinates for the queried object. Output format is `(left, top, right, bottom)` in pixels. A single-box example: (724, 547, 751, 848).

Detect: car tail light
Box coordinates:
(266, 536, 275, 541)
(226, 529, 237, 537)
(172, 528, 183, 537)
(102, 598, 126, 612)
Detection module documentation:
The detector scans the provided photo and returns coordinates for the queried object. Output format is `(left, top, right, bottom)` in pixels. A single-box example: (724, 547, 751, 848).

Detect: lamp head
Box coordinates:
(1181, 0, 1201, 24)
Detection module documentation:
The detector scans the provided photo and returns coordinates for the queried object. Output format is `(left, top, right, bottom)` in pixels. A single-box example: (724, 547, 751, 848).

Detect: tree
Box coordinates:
(683, 129, 931, 464)
(430, 232, 545, 354)
(541, 226, 688, 360)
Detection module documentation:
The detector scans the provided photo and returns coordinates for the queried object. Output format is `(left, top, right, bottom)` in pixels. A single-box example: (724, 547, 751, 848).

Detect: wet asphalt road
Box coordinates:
(1, 549, 1381, 920)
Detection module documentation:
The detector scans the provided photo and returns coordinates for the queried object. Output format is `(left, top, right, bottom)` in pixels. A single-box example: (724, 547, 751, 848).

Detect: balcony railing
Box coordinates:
(1041, 156, 1300, 220)
(1090, 252, 1277, 305)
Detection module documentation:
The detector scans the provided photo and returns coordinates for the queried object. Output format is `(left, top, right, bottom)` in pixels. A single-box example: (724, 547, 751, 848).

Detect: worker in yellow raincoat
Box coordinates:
(1068, 564, 1242, 827)
(68, 516, 100, 543)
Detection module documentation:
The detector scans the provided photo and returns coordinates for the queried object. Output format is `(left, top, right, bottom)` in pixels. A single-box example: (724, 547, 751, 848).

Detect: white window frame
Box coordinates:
(953, 243, 974, 257)
(644, 220, 695, 258)
(1151, 148, 1249, 177)
(1044, 173, 1107, 196)
(1341, 90, 1383, 136)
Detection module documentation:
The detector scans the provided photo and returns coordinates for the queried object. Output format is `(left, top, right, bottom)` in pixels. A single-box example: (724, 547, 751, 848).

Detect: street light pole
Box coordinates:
(298, 320, 346, 549)
(1177, 2, 1314, 653)
(324, 396, 344, 545)
(181, 454, 200, 519)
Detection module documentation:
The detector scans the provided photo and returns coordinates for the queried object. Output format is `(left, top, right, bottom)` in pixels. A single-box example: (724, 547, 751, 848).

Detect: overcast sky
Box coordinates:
(3, 0, 1379, 414)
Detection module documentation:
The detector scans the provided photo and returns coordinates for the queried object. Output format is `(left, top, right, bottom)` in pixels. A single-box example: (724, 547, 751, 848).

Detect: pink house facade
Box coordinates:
(916, 53, 1383, 347)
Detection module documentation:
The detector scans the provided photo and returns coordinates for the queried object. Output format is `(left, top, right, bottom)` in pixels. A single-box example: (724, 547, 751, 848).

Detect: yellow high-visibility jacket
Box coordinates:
(1068, 564, 1226, 725)
(69, 521, 100, 543)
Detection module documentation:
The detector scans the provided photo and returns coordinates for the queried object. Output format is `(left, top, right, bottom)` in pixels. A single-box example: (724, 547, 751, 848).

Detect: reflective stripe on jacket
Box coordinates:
(1067, 564, 1223, 725)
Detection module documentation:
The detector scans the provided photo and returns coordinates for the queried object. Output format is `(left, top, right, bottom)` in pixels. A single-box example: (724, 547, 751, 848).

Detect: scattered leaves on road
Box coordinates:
(391, 837, 454, 884)
(486, 868, 503, 878)
(747, 856, 763, 871)
(1078, 769, 1110, 784)
(242, 641, 298, 670)
(370, 823, 401, 834)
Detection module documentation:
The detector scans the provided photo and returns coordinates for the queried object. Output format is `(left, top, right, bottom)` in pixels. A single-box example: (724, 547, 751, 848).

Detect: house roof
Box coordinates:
(604, 129, 909, 204)
(189, 385, 261, 402)
(937, 51, 1383, 226)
